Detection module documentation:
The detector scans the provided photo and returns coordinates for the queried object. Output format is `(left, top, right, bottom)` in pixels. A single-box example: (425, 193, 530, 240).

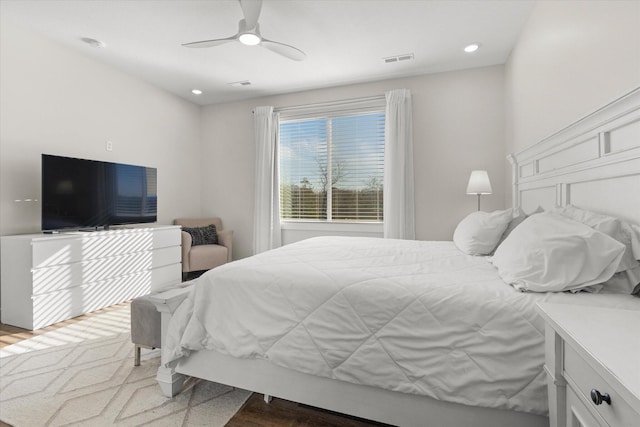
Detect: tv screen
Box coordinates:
(41, 154, 157, 231)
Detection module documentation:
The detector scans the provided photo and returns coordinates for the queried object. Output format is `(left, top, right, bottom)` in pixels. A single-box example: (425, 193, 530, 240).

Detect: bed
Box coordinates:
(151, 86, 640, 427)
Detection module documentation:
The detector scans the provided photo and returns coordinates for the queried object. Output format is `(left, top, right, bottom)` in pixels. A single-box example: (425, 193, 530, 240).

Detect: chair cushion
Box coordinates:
(189, 244, 228, 271)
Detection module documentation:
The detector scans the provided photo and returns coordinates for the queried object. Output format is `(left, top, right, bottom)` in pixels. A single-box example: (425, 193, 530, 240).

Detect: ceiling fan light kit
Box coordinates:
(239, 33, 261, 46)
(183, 0, 306, 61)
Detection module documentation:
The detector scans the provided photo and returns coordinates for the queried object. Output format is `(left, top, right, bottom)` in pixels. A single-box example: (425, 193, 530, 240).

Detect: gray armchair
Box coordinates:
(173, 217, 233, 280)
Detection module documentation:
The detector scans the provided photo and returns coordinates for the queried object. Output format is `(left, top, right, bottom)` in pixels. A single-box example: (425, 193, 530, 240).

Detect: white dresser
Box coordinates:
(1, 226, 182, 330)
(537, 303, 640, 427)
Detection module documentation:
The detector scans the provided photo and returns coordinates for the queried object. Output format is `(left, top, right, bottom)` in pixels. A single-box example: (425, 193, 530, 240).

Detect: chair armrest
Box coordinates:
(180, 231, 193, 272)
(218, 229, 234, 262)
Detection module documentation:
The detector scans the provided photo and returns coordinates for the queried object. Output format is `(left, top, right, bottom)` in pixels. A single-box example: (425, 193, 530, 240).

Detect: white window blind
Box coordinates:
(279, 97, 385, 222)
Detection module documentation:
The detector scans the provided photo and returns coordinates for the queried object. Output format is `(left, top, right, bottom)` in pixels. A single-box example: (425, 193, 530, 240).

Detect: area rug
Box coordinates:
(0, 305, 251, 426)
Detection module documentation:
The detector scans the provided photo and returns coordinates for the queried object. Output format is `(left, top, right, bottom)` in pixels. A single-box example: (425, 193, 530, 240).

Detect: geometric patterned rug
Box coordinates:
(0, 305, 251, 426)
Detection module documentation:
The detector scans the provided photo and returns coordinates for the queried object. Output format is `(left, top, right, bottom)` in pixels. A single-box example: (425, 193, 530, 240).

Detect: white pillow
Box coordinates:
(552, 205, 639, 273)
(491, 212, 625, 292)
(490, 206, 544, 255)
(600, 266, 640, 295)
(453, 208, 513, 255)
(631, 224, 640, 259)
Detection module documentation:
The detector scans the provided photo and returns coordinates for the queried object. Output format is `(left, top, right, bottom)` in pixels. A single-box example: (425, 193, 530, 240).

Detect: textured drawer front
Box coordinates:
(564, 345, 638, 427)
(567, 385, 606, 427)
(32, 228, 180, 268)
(32, 246, 180, 295)
(31, 263, 180, 329)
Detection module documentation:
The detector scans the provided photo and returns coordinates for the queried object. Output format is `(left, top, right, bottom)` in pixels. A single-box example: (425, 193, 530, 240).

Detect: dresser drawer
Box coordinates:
(567, 385, 607, 427)
(32, 228, 180, 268)
(31, 263, 181, 329)
(32, 246, 180, 295)
(564, 345, 638, 427)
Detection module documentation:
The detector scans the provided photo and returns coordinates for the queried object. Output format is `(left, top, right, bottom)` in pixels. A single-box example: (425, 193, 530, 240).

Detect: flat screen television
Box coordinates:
(41, 154, 157, 231)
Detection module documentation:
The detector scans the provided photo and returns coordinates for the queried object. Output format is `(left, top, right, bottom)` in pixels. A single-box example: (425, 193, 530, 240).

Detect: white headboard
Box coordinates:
(509, 87, 640, 225)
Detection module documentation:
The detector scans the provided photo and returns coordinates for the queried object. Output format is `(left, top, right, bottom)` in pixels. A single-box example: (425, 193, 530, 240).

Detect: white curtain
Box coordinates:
(384, 89, 415, 239)
(253, 106, 282, 254)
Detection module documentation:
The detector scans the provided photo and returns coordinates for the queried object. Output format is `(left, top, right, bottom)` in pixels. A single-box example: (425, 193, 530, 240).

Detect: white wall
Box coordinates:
(0, 19, 204, 236)
(1, 15, 509, 266)
(201, 66, 506, 259)
(505, 0, 640, 204)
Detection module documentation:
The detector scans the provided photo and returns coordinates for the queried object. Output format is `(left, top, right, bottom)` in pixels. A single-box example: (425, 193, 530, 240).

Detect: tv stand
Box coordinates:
(1, 226, 181, 330)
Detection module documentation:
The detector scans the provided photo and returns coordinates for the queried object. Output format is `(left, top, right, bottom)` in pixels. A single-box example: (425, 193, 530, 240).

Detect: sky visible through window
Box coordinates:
(279, 112, 384, 221)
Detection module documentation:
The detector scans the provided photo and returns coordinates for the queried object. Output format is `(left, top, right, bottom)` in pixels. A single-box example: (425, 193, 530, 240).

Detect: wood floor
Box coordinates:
(226, 393, 392, 427)
(0, 303, 392, 427)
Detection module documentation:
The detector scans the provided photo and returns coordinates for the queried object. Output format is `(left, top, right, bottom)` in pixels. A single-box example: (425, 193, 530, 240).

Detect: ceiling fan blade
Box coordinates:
(239, 0, 262, 30)
(182, 37, 237, 48)
(261, 39, 306, 61)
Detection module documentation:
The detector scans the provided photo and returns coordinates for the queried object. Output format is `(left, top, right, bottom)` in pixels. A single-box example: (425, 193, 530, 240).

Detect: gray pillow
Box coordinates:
(183, 224, 218, 246)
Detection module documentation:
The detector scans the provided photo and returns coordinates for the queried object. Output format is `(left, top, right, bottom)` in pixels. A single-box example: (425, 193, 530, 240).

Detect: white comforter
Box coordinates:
(163, 237, 640, 415)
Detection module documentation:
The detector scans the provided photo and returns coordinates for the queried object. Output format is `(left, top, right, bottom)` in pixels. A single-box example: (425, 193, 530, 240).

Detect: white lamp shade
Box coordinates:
(466, 170, 492, 195)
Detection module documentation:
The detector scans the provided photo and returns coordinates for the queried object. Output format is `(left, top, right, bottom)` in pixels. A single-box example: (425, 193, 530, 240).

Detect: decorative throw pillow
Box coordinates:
(491, 212, 625, 293)
(452, 208, 513, 255)
(182, 224, 218, 246)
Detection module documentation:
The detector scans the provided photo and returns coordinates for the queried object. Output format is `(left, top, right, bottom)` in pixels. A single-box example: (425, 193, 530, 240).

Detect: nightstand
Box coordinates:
(536, 303, 640, 427)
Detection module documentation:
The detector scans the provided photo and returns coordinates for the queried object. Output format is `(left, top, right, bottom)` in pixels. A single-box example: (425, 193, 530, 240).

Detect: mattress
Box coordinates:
(163, 236, 639, 415)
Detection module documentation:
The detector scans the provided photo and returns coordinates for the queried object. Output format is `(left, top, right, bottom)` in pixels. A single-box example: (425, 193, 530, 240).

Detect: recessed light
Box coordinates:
(464, 43, 480, 53)
(239, 33, 261, 46)
(81, 37, 106, 48)
(191, 89, 203, 95)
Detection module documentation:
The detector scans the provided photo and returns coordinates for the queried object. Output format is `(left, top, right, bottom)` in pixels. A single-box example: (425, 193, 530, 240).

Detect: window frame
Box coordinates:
(277, 97, 386, 227)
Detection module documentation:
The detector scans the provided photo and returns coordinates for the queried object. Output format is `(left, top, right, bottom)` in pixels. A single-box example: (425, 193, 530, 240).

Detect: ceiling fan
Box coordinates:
(183, 0, 306, 61)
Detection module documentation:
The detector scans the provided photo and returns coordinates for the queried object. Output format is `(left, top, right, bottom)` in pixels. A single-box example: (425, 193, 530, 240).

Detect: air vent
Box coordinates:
(81, 37, 106, 48)
(383, 53, 414, 64)
(228, 80, 252, 87)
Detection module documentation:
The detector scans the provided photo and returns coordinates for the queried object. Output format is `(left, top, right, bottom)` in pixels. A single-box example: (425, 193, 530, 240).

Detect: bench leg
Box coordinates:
(134, 345, 141, 366)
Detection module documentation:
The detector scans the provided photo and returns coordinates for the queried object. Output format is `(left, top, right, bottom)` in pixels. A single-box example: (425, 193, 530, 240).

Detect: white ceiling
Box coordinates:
(0, 0, 535, 106)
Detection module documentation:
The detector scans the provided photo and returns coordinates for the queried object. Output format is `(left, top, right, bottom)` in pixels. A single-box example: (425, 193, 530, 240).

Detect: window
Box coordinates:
(279, 107, 385, 223)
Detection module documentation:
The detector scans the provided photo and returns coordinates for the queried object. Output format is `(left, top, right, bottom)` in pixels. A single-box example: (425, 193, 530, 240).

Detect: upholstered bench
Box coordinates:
(131, 281, 195, 366)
